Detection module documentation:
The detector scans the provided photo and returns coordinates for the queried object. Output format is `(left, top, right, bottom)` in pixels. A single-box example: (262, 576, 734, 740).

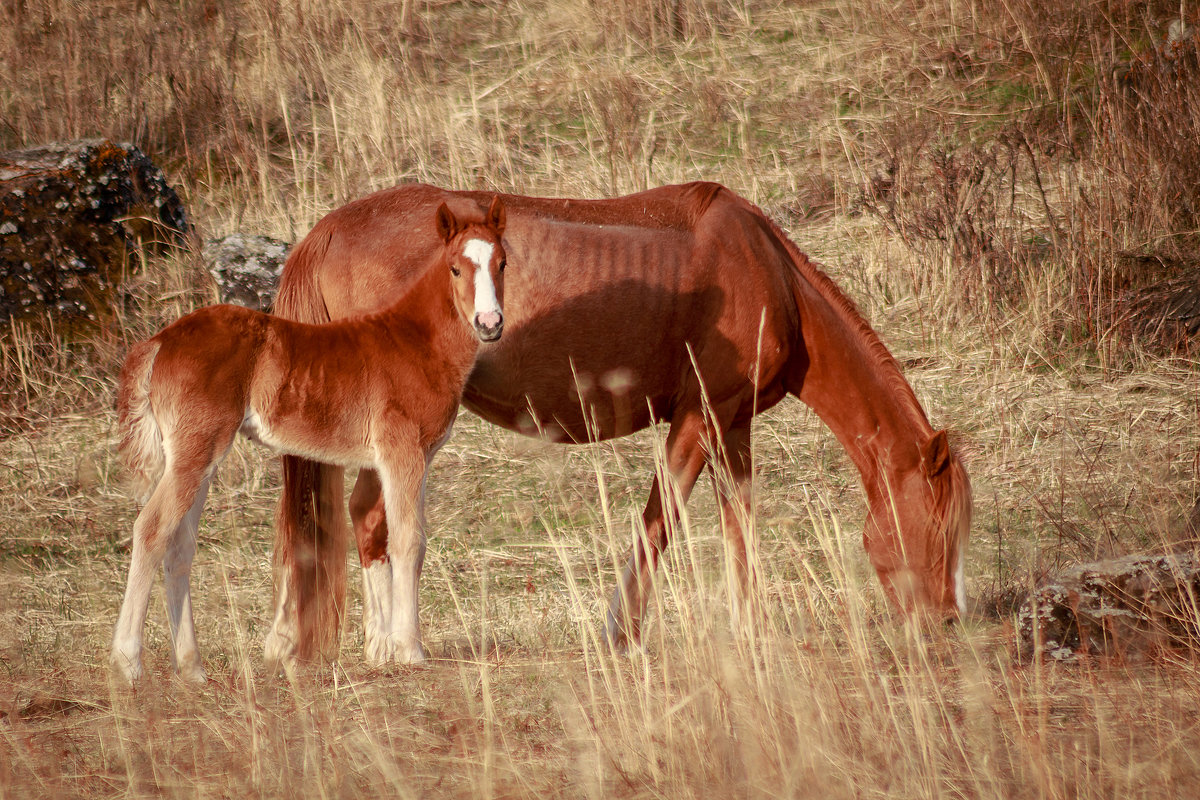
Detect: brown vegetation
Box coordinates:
(2, 1, 1200, 797)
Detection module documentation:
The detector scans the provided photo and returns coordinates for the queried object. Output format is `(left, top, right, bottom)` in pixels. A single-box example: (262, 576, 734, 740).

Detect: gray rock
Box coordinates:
(1017, 550, 1200, 663)
(0, 139, 188, 329)
(203, 233, 291, 311)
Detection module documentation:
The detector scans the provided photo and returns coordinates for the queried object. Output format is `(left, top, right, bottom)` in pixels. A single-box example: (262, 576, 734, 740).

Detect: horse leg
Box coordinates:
(350, 468, 393, 664)
(265, 458, 348, 667)
(710, 419, 758, 631)
(111, 469, 209, 683)
(606, 409, 710, 650)
(162, 475, 213, 684)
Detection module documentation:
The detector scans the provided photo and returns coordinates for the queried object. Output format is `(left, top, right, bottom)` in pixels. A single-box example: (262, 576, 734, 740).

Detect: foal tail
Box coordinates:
(269, 227, 347, 661)
(116, 340, 164, 502)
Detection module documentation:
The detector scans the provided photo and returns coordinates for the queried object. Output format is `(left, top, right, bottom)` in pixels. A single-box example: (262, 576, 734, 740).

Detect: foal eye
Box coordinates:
(450, 266, 461, 277)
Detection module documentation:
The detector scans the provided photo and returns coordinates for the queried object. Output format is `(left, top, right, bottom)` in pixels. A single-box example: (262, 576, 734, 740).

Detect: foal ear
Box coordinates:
(435, 203, 460, 244)
(922, 430, 952, 477)
(486, 195, 506, 237)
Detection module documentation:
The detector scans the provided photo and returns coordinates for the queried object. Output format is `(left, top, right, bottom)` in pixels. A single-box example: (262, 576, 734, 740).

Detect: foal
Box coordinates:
(111, 198, 507, 683)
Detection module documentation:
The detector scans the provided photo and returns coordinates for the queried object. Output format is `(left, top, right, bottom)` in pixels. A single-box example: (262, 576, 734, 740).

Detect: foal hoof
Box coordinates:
(367, 635, 426, 666)
(604, 610, 644, 655)
(177, 664, 208, 686)
(397, 643, 427, 665)
(263, 629, 297, 669)
(109, 651, 144, 684)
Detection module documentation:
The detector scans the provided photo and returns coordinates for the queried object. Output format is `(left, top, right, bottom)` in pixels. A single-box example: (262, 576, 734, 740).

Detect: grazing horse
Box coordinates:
(110, 199, 507, 682)
(266, 181, 971, 666)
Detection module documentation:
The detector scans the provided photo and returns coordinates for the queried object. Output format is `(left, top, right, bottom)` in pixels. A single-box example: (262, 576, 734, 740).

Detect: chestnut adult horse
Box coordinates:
(111, 200, 507, 682)
(265, 181, 971, 666)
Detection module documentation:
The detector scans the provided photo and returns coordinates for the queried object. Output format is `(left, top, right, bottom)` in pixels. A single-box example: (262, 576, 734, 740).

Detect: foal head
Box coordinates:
(435, 196, 507, 342)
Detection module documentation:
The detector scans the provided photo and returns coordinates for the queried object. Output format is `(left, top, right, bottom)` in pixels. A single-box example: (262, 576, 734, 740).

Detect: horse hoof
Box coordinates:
(382, 637, 425, 665)
(604, 611, 642, 655)
(364, 636, 392, 666)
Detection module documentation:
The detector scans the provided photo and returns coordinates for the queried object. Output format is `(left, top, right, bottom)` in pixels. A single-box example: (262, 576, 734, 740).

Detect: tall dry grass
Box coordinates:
(3, 0, 1200, 797)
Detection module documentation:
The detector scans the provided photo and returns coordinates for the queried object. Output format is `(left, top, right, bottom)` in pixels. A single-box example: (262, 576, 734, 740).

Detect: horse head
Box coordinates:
(864, 429, 972, 620)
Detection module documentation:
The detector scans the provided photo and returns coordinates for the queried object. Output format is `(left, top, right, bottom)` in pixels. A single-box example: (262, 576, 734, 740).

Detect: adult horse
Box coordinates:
(264, 181, 971, 665)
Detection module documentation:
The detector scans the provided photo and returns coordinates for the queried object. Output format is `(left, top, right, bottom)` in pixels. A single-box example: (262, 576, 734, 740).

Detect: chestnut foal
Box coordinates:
(111, 198, 506, 682)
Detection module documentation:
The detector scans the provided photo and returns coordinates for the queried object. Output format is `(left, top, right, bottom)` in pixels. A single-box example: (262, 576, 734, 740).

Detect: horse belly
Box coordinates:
(464, 324, 677, 443)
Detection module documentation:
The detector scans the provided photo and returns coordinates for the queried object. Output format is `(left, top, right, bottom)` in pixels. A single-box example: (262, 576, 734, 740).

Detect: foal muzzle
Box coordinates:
(474, 311, 503, 341)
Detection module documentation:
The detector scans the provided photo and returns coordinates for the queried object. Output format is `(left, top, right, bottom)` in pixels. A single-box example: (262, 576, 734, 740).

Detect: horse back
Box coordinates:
(277, 182, 801, 440)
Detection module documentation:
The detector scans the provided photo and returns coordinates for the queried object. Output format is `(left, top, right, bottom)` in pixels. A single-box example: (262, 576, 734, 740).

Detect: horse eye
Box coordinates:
(450, 266, 461, 277)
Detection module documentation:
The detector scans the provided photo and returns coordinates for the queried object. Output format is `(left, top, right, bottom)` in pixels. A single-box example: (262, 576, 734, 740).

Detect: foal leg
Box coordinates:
(377, 454, 428, 664)
(350, 469, 393, 664)
(111, 469, 209, 683)
(162, 476, 213, 684)
(606, 409, 710, 650)
(360, 425, 451, 665)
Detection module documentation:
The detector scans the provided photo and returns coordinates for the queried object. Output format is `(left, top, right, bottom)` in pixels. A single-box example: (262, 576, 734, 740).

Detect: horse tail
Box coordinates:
(116, 339, 164, 502)
(273, 227, 332, 324)
(270, 227, 347, 661)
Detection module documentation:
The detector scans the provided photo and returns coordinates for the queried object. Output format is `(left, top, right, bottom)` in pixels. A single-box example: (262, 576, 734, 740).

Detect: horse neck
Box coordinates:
(789, 262, 934, 497)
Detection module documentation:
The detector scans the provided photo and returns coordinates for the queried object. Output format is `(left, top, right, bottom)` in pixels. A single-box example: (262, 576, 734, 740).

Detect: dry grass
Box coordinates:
(4, 0, 1200, 797)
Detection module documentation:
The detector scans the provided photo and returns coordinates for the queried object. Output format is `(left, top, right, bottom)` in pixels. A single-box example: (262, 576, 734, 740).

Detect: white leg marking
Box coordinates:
(361, 560, 394, 664)
(163, 476, 212, 684)
(263, 575, 297, 668)
(112, 473, 204, 682)
(380, 467, 426, 665)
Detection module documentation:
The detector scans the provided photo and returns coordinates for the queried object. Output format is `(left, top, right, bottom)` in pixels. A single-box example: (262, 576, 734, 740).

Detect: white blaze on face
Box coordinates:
(462, 238, 500, 319)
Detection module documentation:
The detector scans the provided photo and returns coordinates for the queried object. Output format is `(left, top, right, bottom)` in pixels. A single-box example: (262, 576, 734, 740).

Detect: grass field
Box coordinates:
(3, 1, 1200, 797)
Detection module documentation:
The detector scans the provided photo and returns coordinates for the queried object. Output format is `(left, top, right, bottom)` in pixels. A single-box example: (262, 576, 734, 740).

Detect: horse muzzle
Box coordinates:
(474, 310, 503, 341)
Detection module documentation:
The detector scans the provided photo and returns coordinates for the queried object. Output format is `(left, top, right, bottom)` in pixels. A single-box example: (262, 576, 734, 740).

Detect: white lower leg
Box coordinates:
(111, 542, 158, 682)
(387, 533, 426, 663)
(361, 559, 394, 664)
(163, 478, 211, 683)
(263, 575, 297, 668)
(112, 481, 190, 682)
(605, 545, 652, 650)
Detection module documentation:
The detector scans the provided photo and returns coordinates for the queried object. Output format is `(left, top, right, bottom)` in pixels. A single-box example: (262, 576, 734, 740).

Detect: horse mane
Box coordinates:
(681, 181, 725, 227)
(725, 188, 933, 433)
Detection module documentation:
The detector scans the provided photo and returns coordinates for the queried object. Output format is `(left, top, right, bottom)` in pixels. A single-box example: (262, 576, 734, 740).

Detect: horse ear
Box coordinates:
(923, 430, 952, 477)
(435, 203, 459, 243)
(487, 195, 506, 237)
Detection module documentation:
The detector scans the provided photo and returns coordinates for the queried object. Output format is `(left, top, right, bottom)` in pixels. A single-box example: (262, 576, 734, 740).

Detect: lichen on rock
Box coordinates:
(202, 233, 291, 312)
(1017, 550, 1200, 663)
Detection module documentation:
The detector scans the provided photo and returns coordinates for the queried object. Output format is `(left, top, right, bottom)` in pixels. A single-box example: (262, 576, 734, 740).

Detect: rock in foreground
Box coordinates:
(1017, 550, 1200, 663)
